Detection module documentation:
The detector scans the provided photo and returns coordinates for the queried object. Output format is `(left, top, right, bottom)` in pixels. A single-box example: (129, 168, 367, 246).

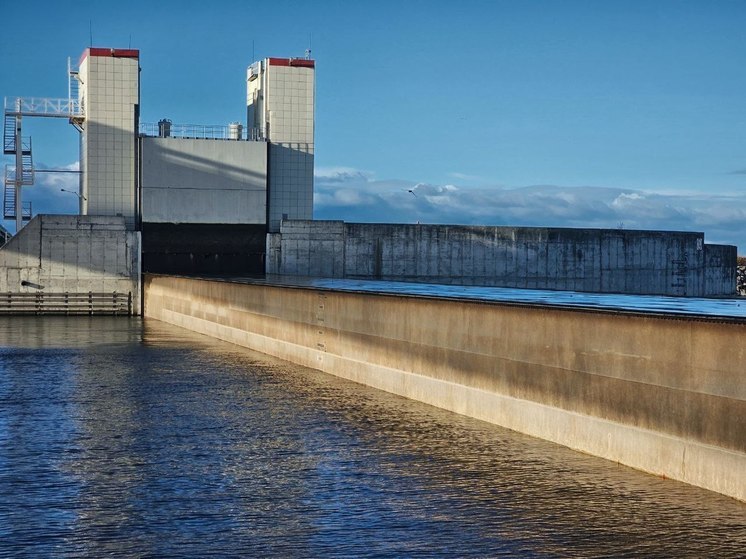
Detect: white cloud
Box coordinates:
(611, 192, 644, 207)
(448, 171, 482, 182)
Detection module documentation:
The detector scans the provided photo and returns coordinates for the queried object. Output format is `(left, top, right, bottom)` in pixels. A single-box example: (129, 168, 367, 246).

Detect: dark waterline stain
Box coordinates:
(0, 316, 743, 558)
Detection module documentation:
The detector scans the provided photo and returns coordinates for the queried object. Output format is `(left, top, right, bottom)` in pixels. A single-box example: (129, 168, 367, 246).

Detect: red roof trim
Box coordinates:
(80, 48, 140, 64)
(268, 57, 315, 68)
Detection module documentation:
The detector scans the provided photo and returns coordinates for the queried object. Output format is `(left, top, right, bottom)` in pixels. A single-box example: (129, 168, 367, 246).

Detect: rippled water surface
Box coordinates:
(1, 317, 744, 557)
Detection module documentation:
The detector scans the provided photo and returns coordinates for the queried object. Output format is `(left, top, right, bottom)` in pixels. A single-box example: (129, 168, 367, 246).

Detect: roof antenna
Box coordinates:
(89, 20, 93, 47)
(252, 39, 255, 62)
(305, 32, 312, 59)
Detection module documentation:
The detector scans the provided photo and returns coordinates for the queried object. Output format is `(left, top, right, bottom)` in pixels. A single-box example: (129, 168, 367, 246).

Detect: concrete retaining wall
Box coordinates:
(705, 244, 739, 296)
(144, 274, 746, 500)
(0, 215, 141, 314)
(269, 221, 737, 296)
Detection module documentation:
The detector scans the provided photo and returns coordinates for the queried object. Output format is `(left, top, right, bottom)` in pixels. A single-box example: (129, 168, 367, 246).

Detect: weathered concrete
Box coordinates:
(269, 221, 737, 296)
(0, 215, 141, 314)
(705, 244, 738, 295)
(140, 137, 268, 225)
(144, 274, 746, 501)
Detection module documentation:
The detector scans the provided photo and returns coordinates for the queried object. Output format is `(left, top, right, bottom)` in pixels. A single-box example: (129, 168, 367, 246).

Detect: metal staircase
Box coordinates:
(2, 138, 34, 180)
(3, 114, 14, 153)
(3, 106, 37, 225)
(2, 61, 85, 233)
(3, 166, 32, 220)
(3, 112, 34, 221)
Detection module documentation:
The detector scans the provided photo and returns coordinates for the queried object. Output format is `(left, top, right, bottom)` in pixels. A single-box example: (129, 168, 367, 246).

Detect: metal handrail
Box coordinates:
(4, 96, 83, 117)
(139, 122, 266, 141)
(0, 291, 132, 315)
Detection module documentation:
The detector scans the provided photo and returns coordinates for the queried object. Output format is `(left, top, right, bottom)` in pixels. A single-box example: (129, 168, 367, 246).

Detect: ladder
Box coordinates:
(68, 59, 84, 131)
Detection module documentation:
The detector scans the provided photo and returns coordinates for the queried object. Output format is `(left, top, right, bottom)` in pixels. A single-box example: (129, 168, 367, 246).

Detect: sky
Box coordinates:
(1, 0, 745, 250)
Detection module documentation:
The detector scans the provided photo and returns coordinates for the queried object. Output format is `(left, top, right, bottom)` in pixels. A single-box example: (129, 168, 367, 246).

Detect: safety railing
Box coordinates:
(4, 96, 83, 117)
(139, 122, 266, 141)
(0, 291, 132, 315)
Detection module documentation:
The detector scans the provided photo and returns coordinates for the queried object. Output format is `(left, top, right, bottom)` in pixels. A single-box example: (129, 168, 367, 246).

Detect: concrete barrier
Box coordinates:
(268, 221, 738, 296)
(0, 215, 141, 314)
(144, 274, 745, 501)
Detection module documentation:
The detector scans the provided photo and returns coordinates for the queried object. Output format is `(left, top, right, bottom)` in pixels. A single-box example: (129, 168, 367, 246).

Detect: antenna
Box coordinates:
(129, 34, 132, 49)
(252, 39, 255, 62)
(89, 20, 93, 46)
(306, 32, 312, 59)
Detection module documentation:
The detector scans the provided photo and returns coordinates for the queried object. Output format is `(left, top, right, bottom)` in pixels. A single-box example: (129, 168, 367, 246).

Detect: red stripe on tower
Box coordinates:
(268, 57, 315, 68)
(79, 48, 140, 64)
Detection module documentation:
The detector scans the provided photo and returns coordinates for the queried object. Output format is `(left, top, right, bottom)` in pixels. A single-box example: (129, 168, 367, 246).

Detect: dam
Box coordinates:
(1, 45, 744, 506)
(143, 274, 746, 502)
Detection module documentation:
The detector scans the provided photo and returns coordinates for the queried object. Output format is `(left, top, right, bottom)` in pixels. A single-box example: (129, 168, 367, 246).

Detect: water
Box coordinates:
(0, 317, 744, 558)
(246, 276, 746, 320)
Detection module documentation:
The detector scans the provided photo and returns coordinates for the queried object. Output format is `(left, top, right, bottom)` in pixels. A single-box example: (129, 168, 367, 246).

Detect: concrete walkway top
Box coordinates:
(168, 274, 746, 322)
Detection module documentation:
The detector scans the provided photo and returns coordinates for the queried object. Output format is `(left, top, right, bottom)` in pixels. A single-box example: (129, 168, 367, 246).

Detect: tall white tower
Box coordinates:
(247, 57, 315, 232)
(78, 48, 140, 229)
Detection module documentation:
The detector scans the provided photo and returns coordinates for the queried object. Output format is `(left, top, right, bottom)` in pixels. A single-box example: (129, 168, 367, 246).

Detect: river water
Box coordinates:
(0, 316, 743, 557)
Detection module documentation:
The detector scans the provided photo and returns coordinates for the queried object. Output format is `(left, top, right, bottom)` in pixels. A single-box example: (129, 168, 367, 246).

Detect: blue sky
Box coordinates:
(1, 0, 745, 250)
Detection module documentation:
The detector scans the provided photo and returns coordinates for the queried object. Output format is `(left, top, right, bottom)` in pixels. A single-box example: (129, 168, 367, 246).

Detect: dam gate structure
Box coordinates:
(2, 46, 739, 302)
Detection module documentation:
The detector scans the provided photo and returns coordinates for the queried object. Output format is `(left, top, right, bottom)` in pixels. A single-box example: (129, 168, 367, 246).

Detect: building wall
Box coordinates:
(0, 215, 140, 312)
(143, 275, 746, 501)
(248, 58, 314, 232)
(140, 137, 267, 224)
(78, 49, 140, 229)
(270, 221, 737, 297)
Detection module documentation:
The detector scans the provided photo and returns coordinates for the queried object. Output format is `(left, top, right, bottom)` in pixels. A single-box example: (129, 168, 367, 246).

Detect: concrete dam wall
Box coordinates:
(144, 274, 745, 501)
(268, 221, 737, 297)
(0, 215, 140, 314)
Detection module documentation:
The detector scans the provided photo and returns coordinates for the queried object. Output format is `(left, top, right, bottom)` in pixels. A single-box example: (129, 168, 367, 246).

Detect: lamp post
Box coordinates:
(60, 188, 86, 215)
(60, 188, 86, 201)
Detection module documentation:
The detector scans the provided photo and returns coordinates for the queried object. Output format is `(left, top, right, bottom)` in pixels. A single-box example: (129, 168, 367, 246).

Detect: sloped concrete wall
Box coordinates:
(269, 221, 737, 296)
(0, 215, 141, 313)
(144, 275, 746, 500)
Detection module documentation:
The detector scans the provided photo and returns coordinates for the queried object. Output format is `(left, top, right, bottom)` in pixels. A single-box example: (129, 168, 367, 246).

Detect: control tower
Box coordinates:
(247, 57, 315, 232)
(77, 48, 140, 229)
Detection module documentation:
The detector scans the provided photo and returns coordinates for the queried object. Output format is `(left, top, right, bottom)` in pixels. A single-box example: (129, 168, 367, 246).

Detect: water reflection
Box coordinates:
(0, 317, 743, 557)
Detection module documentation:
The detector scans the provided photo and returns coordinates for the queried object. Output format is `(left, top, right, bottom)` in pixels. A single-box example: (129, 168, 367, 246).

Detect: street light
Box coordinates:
(60, 188, 87, 201)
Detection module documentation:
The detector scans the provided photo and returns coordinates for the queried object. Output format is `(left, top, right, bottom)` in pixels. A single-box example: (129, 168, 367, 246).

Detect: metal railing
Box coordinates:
(0, 291, 132, 315)
(4, 163, 34, 186)
(4, 96, 83, 117)
(139, 122, 266, 141)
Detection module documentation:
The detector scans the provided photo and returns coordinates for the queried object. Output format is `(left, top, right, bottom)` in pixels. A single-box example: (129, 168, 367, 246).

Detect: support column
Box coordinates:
(14, 114, 22, 233)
